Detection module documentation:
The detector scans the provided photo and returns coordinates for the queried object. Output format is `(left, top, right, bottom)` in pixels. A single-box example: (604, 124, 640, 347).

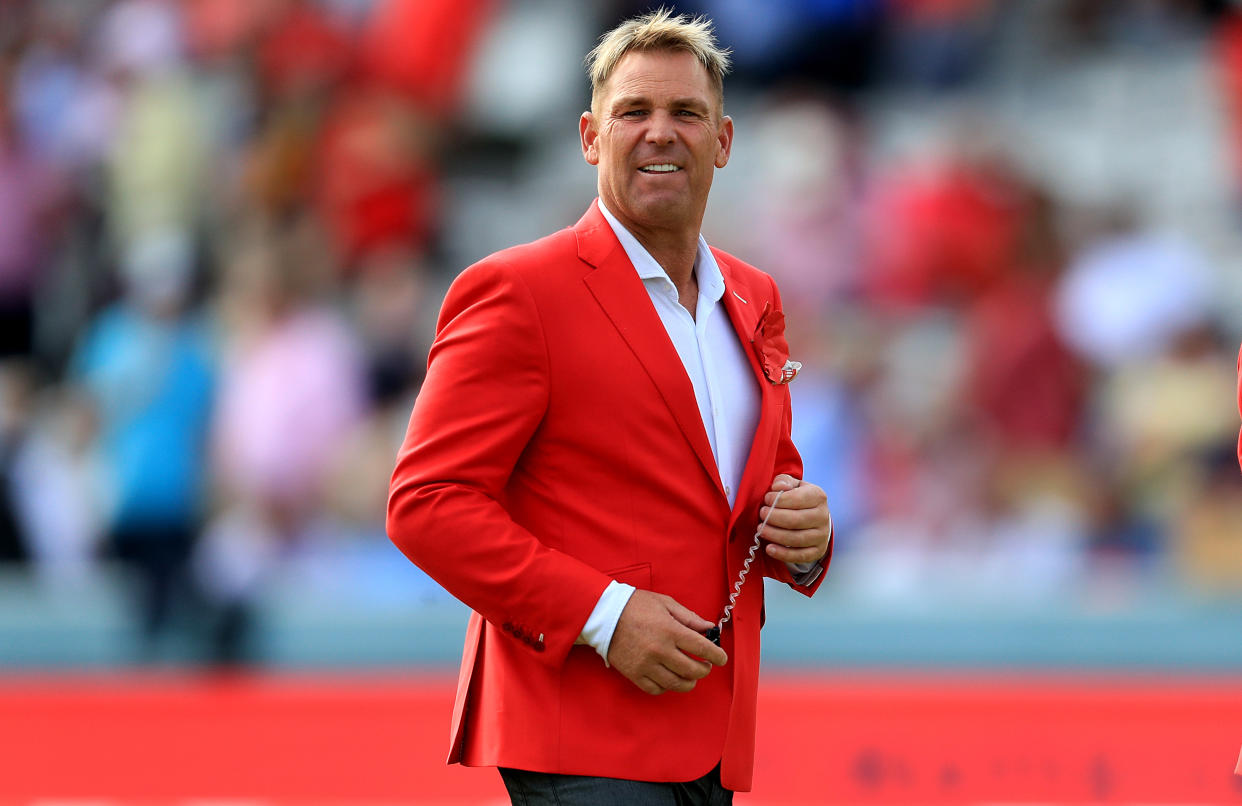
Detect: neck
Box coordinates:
(603, 205, 702, 292)
(633, 230, 699, 318)
(637, 234, 698, 292)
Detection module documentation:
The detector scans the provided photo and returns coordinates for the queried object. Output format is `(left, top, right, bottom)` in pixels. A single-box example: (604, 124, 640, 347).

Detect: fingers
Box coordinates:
(759, 479, 831, 564)
(663, 595, 715, 633)
(761, 515, 830, 558)
(662, 596, 728, 667)
(764, 538, 827, 565)
(632, 653, 710, 697)
(764, 480, 825, 509)
(675, 630, 728, 667)
(757, 480, 832, 564)
(768, 474, 801, 493)
(608, 591, 728, 696)
(639, 665, 699, 696)
(759, 503, 826, 530)
(638, 676, 663, 696)
(656, 659, 708, 691)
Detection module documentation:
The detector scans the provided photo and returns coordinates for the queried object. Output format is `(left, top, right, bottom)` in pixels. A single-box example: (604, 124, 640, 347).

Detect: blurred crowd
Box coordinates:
(0, 0, 1239, 665)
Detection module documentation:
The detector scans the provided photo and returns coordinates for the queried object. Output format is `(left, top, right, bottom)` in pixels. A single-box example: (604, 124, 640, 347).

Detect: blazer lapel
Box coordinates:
(717, 258, 765, 392)
(716, 251, 785, 532)
(575, 204, 726, 498)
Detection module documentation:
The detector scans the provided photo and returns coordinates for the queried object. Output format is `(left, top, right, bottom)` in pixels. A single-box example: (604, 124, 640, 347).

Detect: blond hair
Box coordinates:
(585, 8, 732, 116)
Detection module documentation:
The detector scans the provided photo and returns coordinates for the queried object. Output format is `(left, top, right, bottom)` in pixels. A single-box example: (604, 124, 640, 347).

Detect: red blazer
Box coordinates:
(387, 201, 827, 791)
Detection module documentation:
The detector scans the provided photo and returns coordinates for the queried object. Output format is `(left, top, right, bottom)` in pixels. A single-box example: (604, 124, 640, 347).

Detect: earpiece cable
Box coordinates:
(715, 489, 783, 632)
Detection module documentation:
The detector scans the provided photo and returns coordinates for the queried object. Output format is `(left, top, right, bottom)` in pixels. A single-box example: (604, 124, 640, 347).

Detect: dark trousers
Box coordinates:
(499, 764, 733, 806)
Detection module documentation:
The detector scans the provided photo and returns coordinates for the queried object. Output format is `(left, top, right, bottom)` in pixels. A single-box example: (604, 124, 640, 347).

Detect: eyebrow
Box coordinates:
(611, 95, 710, 113)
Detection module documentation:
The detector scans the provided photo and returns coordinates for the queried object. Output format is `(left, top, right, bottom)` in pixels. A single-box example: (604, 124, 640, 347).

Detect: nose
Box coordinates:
(645, 110, 676, 145)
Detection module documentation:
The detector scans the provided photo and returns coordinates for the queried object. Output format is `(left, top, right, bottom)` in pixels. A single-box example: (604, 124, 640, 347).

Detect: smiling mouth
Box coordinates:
(639, 163, 681, 173)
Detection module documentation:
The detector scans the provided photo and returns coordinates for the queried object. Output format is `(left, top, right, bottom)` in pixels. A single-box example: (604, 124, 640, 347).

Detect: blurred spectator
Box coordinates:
(1095, 323, 1239, 523)
(1082, 474, 1164, 581)
(7, 380, 105, 583)
(1217, 8, 1242, 195)
(864, 124, 1028, 309)
(95, 0, 184, 79)
(254, 0, 353, 100)
(964, 187, 1087, 450)
(95, 1, 215, 271)
(10, 3, 108, 170)
(980, 450, 1090, 598)
(323, 244, 431, 532)
(0, 51, 66, 360)
(314, 85, 440, 266)
(107, 68, 209, 248)
(0, 366, 33, 563)
(241, 0, 498, 268)
(238, 0, 352, 234)
(1213, 6, 1242, 211)
(742, 95, 867, 309)
(361, 0, 497, 118)
(198, 220, 365, 662)
(69, 228, 216, 658)
(696, 0, 887, 92)
(885, 0, 998, 89)
(1173, 444, 1242, 593)
(1058, 0, 1219, 49)
(786, 310, 873, 539)
(1054, 205, 1214, 369)
(850, 313, 978, 568)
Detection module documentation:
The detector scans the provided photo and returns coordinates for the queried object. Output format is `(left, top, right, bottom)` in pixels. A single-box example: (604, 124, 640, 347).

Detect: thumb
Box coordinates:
(664, 598, 715, 632)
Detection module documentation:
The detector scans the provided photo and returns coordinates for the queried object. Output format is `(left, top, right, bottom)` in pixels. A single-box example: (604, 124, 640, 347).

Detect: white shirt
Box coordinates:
(577, 202, 764, 663)
(600, 203, 762, 505)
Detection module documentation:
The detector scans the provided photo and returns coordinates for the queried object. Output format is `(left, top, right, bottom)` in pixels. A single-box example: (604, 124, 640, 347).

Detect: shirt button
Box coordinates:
(725, 485, 731, 496)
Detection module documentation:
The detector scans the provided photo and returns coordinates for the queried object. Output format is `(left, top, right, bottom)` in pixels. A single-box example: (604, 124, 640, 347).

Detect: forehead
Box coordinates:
(600, 49, 717, 107)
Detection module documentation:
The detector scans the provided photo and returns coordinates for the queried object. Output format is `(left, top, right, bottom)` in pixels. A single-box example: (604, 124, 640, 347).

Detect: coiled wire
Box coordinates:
(716, 489, 784, 630)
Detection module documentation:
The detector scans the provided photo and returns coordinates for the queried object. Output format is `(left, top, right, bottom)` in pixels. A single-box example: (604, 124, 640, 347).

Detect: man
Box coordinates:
(387, 10, 832, 803)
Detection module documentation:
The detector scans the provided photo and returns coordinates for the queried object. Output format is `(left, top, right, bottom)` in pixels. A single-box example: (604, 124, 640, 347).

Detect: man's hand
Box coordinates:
(760, 475, 832, 565)
(606, 590, 728, 696)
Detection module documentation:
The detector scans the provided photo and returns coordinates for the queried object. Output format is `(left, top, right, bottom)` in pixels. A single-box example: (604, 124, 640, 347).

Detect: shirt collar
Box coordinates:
(597, 199, 725, 303)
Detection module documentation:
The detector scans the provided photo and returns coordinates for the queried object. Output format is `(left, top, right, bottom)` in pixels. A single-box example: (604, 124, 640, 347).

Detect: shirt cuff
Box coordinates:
(785, 526, 832, 586)
(787, 561, 824, 587)
(577, 580, 636, 667)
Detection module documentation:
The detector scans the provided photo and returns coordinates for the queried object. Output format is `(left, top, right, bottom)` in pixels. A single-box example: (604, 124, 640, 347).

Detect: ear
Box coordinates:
(715, 115, 734, 169)
(581, 112, 600, 166)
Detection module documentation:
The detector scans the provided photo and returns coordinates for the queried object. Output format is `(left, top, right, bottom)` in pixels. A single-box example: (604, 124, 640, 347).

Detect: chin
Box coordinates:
(630, 196, 692, 225)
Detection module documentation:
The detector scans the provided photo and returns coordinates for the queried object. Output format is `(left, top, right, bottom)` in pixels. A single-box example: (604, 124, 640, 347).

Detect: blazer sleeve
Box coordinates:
(387, 258, 613, 666)
(757, 276, 831, 596)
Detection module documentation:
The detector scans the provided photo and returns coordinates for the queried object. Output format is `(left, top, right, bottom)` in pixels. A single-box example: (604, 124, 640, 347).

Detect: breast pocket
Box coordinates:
(606, 561, 652, 590)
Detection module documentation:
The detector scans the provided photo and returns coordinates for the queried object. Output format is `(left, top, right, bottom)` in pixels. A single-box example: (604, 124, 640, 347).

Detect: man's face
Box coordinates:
(580, 49, 733, 240)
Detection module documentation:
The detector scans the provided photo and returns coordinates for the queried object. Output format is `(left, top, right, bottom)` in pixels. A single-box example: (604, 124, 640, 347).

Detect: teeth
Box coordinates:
(640, 164, 680, 173)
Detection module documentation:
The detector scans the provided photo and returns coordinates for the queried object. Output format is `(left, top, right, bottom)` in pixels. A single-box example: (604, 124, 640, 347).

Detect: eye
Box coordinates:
(620, 109, 647, 118)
